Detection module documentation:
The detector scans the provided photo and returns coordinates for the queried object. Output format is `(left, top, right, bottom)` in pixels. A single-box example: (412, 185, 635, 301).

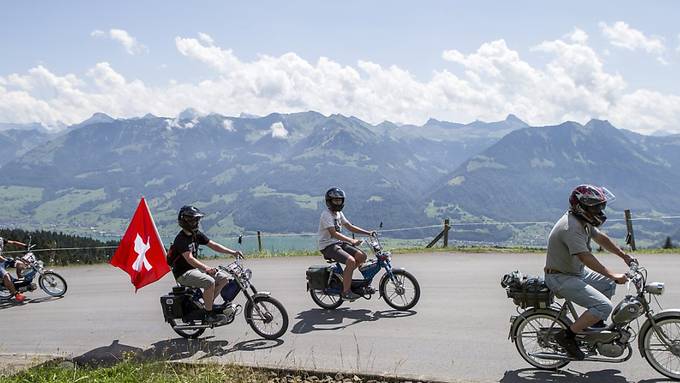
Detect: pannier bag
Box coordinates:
(501, 270, 554, 309)
(306, 266, 330, 290)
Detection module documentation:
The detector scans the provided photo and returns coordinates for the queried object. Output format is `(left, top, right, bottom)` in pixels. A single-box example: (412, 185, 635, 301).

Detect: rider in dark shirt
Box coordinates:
(170, 205, 243, 324)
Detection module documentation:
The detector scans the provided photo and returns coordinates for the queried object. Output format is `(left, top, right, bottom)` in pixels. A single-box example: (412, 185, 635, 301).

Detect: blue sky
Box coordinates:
(1, 1, 680, 133)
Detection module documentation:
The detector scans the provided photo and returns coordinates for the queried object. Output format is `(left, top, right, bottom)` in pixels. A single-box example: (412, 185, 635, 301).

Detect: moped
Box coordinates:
(505, 261, 680, 380)
(160, 256, 288, 340)
(0, 243, 67, 300)
(306, 232, 420, 311)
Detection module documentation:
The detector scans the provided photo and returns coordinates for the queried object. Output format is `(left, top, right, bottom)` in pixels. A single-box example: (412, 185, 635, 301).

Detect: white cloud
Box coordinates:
(2, 31, 680, 134)
(222, 119, 235, 131)
(599, 21, 665, 54)
(270, 122, 288, 138)
(198, 32, 215, 46)
(91, 28, 147, 55)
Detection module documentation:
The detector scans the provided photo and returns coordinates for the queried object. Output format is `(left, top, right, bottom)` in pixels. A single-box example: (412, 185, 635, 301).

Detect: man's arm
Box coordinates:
(328, 227, 361, 246)
(181, 251, 212, 273)
(206, 241, 243, 258)
(343, 222, 374, 236)
(592, 231, 634, 265)
(576, 252, 627, 284)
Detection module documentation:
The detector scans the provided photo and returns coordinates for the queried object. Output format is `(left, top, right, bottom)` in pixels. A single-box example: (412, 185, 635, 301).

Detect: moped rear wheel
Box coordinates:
(39, 272, 67, 297)
(380, 269, 420, 311)
(514, 312, 570, 370)
(169, 319, 205, 339)
(0, 287, 10, 300)
(310, 288, 343, 309)
(641, 315, 680, 380)
(245, 296, 289, 340)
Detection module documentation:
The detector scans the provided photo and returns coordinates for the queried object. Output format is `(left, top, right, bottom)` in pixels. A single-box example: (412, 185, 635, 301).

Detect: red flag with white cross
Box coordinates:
(110, 197, 169, 291)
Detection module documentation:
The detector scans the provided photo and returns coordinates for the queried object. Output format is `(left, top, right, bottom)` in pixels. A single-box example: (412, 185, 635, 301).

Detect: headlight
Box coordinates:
(243, 268, 252, 281)
(645, 282, 665, 295)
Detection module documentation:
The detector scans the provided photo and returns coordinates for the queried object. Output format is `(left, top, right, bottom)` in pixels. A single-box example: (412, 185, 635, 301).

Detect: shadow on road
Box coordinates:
(500, 368, 634, 383)
(0, 295, 62, 310)
(72, 338, 285, 367)
(291, 308, 417, 334)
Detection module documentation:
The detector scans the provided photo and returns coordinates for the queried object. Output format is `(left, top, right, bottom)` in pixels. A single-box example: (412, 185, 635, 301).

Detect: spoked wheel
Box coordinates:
(245, 296, 288, 340)
(380, 269, 420, 311)
(310, 288, 343, 310)
(39, 272, 67, 297)
(642, 315, 680, 380)
(514, 312, 570, 370)
(169, 318, 206, 339)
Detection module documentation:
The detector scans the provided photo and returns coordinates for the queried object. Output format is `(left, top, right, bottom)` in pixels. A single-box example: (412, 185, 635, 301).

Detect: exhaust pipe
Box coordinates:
(529, 352, 629, 363)
(173, 324, 210, 330)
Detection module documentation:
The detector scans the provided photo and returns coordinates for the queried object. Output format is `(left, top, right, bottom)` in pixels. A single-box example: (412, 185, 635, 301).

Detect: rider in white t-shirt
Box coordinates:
(318, 187, 375, 301)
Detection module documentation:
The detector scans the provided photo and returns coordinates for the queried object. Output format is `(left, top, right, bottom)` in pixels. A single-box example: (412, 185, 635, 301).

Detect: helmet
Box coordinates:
(325, 187, 345, 212)
(569, 184, 615, 227)
(178, 205, 205, 233)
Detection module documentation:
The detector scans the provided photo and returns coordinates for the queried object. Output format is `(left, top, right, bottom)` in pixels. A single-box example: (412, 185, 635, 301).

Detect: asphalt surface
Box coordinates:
(1, 252, 679, 382)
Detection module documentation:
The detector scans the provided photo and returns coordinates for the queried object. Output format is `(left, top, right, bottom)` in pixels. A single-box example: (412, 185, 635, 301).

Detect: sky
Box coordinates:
(1, 1, 680, 134)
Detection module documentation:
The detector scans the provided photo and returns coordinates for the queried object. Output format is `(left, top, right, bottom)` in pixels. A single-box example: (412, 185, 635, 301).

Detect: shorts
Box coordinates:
(320, 242, 361, 264)
(545, 268, 616, 320)
(176, 269, 229, 289)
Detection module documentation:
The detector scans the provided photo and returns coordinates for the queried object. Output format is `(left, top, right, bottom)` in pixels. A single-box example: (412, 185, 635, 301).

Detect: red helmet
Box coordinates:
(569, 184, 615, 226)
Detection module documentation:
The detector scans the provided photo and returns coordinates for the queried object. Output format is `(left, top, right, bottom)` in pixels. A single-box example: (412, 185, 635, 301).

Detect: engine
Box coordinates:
(596, 329, 631, 358)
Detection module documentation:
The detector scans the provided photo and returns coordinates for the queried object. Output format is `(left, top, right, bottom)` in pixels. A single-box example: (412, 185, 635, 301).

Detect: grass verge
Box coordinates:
(2, 359, 437, 383)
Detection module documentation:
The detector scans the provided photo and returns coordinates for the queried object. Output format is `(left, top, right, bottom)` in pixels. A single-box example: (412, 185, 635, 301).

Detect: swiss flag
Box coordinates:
(110, 198, 170, 291)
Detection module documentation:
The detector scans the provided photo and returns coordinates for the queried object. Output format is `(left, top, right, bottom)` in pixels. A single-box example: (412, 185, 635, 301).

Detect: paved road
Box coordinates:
(1, 252, 679, 382)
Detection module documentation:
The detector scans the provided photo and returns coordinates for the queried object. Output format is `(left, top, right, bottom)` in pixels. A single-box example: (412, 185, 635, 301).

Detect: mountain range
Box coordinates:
(0, 111, 678, 247)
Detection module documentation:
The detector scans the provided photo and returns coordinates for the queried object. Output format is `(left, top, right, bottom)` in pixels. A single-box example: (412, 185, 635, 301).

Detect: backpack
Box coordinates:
(166, 244, 178, 268)
(501, 270, 554, 309)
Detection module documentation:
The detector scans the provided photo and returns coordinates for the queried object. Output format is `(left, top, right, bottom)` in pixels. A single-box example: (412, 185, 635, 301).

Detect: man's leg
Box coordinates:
(212, 271, 229, 304)
(3, 273, 17, 295)
(550, 274, 612, 359)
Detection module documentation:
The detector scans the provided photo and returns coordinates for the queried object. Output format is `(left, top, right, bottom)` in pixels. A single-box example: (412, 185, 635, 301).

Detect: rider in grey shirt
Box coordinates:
(544, 185, 634, 360)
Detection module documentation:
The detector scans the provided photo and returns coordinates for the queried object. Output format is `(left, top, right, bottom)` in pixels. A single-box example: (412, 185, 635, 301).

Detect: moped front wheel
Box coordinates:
(39, 271, 67, 297)
(245, 296, 289, 340)
(514, 312, 570, 370)
(380, 269, 420, 311)
(641, 315, 680, 380)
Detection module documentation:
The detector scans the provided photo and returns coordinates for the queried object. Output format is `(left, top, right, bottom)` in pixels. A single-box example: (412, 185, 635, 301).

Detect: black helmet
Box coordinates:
(325, 187, 345, 212)
(178, 205, 205, 233)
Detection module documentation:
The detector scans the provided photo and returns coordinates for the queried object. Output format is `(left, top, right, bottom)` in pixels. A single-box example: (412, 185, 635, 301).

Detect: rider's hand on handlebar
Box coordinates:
(352, 239, 363, 247)
(612, 273, 628, 284)
(369, 230, 377, 237)
(624, 255, 637, 267)
(206, 267, 217, 276)
(233, 250, 244, 260)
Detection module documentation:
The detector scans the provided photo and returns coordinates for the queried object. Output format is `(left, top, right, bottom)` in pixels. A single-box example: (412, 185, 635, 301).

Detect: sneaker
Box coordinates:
(554, 329, 585, 360)
(204, 311, 227, 324)
(586, 320, 607, 331)
(341, 290, 361, 301)
(13, 293, 26, 303)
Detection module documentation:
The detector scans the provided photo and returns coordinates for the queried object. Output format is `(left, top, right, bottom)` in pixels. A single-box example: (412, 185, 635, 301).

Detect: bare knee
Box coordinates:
(345, 256, 357, 270)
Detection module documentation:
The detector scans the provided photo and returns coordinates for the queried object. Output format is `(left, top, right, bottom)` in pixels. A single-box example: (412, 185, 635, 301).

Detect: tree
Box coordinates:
(663, 236, 674, 249)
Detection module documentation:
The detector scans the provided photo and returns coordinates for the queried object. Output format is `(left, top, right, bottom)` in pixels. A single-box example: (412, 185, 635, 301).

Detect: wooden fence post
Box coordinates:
(257, 231, 263, 252)
(624, 209, 636, 251)
(427, 218, 450, 248)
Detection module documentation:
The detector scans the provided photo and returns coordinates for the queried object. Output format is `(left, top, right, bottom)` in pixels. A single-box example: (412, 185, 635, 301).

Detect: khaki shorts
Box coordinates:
(176, 269, 229, 289)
